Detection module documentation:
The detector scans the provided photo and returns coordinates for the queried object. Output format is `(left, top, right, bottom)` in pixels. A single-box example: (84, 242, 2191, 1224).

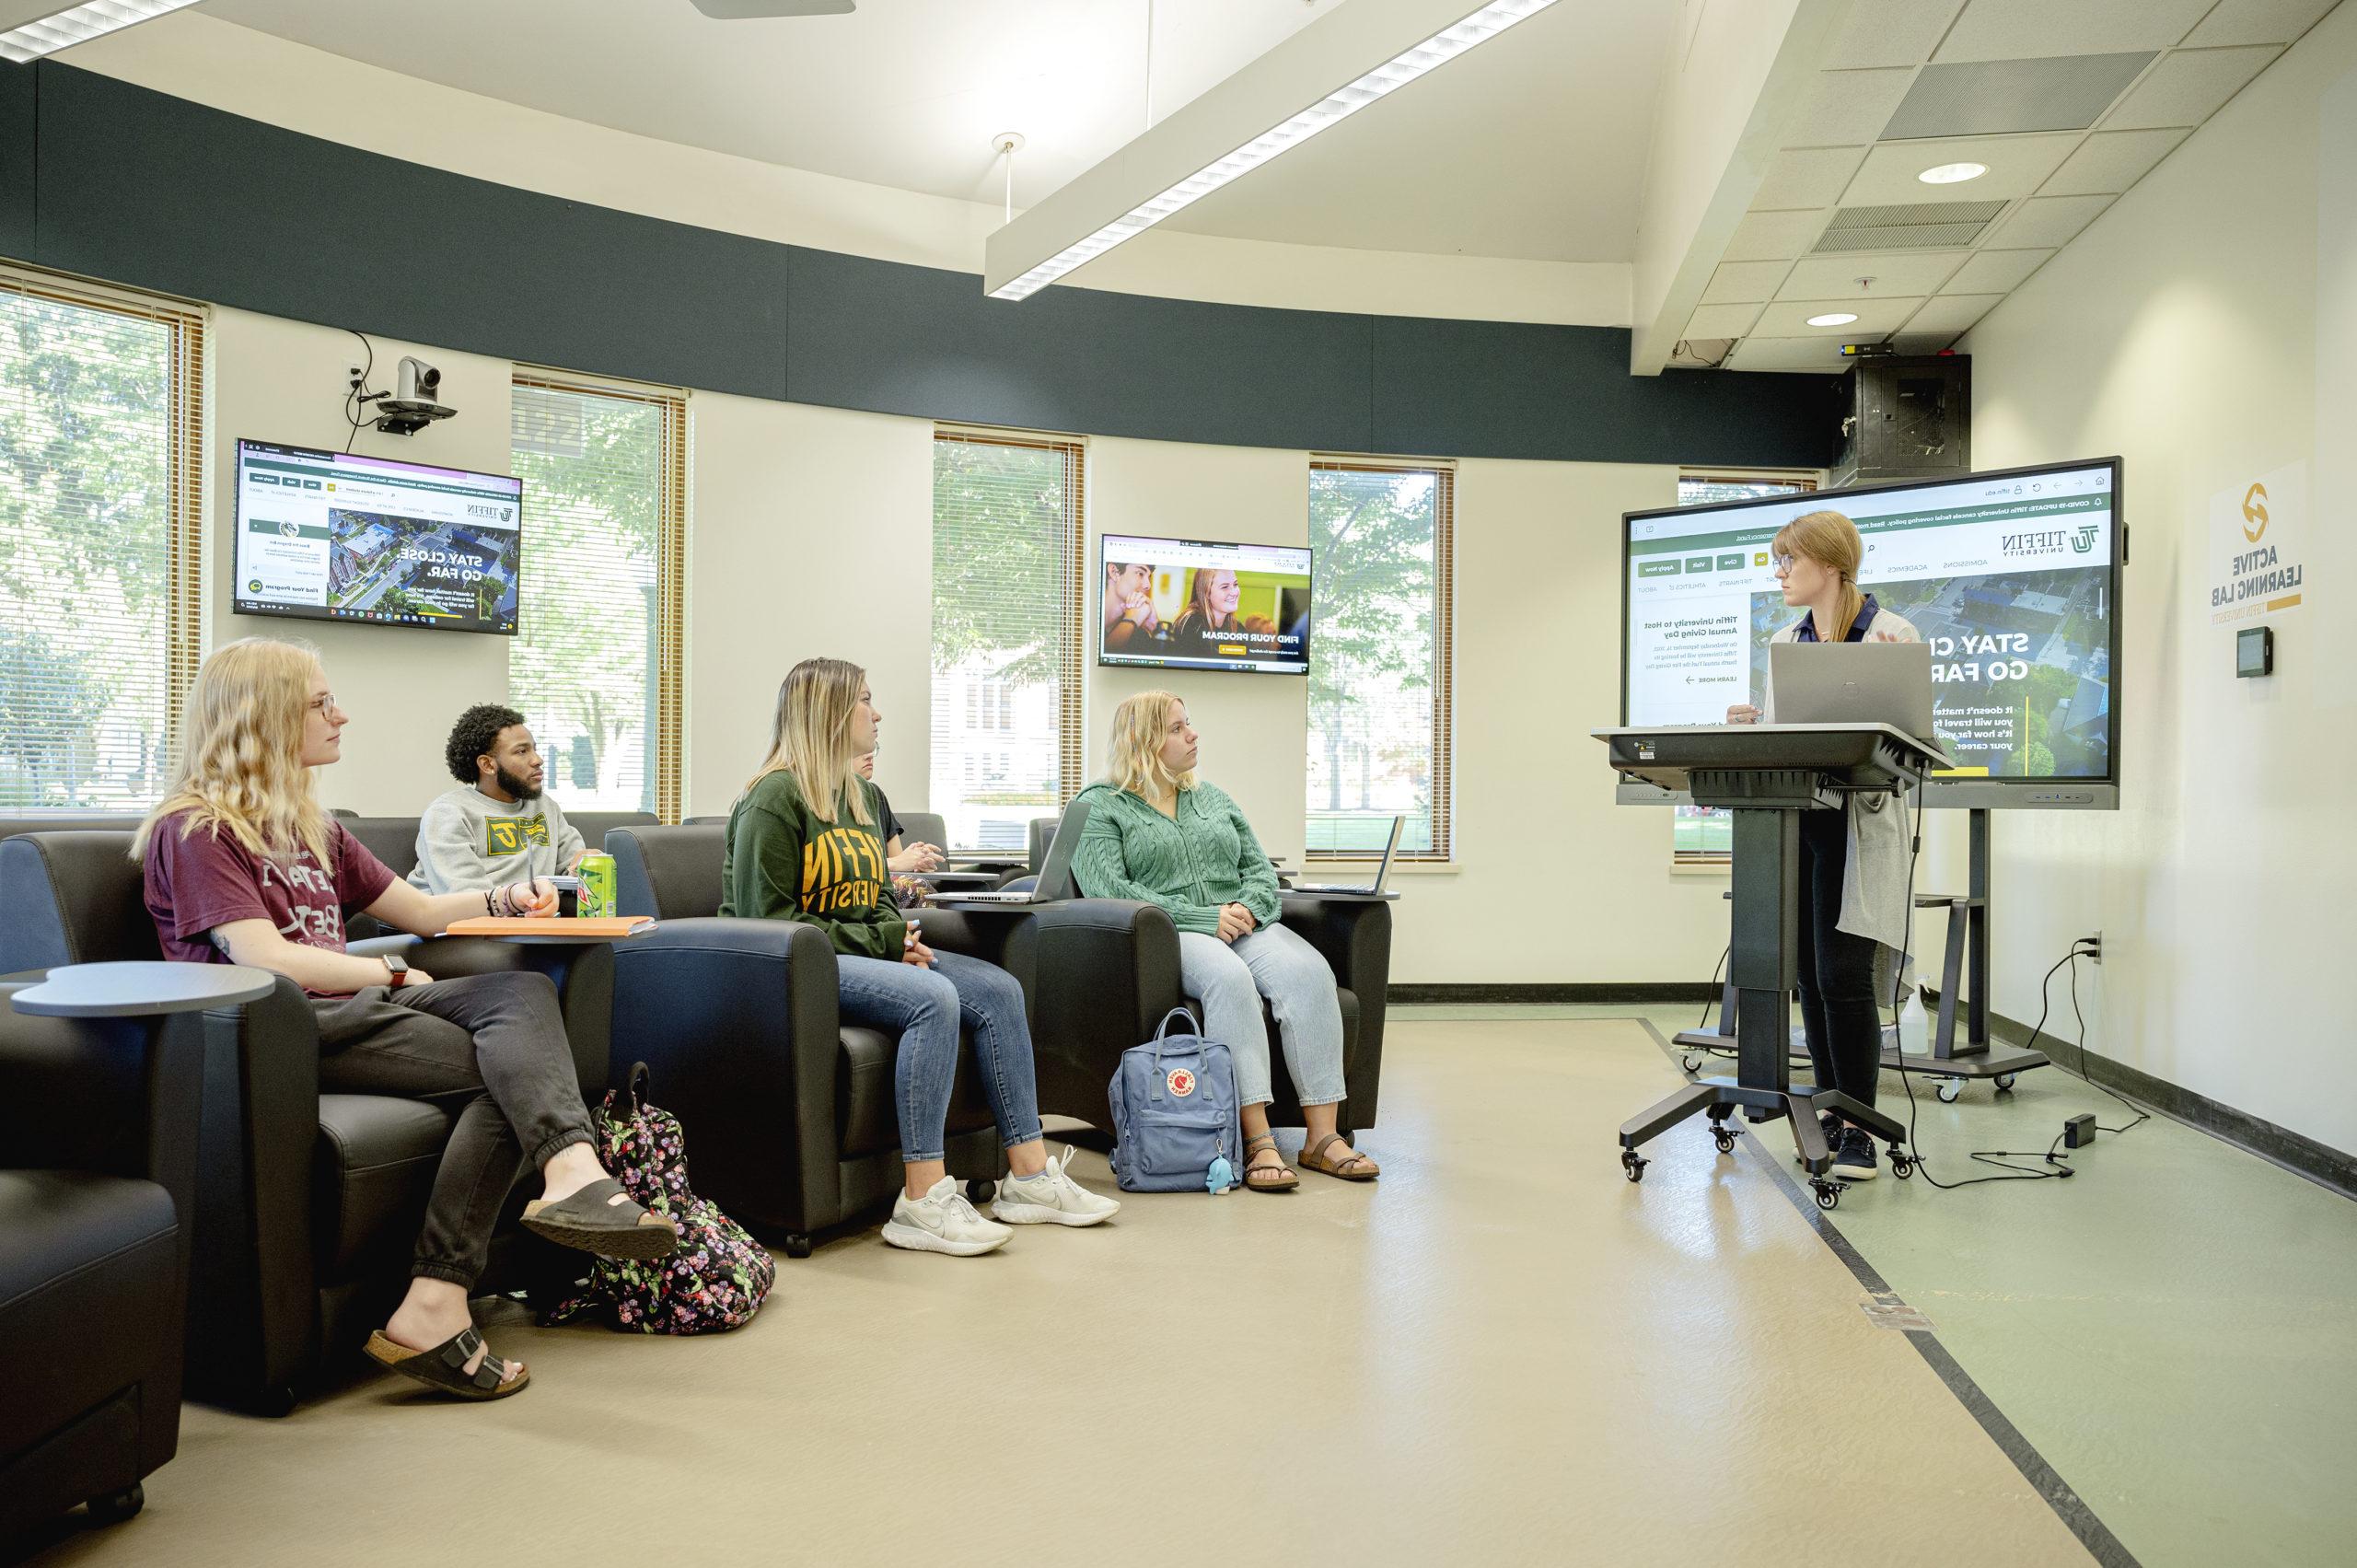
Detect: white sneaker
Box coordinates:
(992, 1147, 1121, 1227)
(882, 1176, 1012, 1256)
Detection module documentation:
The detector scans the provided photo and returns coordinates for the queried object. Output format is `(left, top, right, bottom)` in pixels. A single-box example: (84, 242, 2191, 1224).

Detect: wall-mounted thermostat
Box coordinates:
(2237, 624, 2273, 679)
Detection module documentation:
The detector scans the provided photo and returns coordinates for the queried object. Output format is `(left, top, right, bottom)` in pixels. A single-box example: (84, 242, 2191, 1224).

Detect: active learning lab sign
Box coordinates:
(2209, 460, 2308, 626)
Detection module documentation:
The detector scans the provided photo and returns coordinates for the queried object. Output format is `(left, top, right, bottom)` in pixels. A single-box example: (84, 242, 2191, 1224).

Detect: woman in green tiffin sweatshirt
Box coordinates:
(1070, 691, 1377, 1193)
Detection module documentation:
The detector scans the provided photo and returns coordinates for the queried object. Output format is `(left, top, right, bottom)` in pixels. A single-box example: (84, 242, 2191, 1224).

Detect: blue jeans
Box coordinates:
(835, 949, 1044, 1163)
(1178, 923, 1347, 1109)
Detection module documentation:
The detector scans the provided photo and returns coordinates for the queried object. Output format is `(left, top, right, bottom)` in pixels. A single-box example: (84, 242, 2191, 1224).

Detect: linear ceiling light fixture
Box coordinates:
(989, 0, 1558, 301)
(0, 0, 202, 63)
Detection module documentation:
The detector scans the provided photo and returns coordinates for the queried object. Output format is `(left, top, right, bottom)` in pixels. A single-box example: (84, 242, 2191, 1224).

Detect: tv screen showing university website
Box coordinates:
(1100, 535, 1313, 676)
(233, 440, 525, 635)
(1624, 461, 2117, 781)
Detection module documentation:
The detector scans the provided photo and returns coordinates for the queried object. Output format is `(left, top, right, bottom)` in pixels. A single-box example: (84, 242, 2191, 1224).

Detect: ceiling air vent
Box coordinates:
(1811, 200, 2007, 253)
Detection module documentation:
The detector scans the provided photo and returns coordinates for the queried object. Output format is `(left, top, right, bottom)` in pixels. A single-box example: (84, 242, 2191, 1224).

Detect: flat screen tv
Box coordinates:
(233, 439, 524, 634)
(1619, 458, 2123, 809)
(1099, 533, 1312, 675)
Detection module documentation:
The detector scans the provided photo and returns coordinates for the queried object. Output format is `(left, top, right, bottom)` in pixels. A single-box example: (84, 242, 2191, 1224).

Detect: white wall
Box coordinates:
(1952, 2, 2357, 1155)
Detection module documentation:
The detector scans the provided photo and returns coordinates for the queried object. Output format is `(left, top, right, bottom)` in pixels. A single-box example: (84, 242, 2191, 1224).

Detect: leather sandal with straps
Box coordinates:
(1296, 1132, 1379, 1181)
(364, 1327, 528, 1401)
(1241, 1132, 1299, 1192)
(521, 1176, 680, 1260)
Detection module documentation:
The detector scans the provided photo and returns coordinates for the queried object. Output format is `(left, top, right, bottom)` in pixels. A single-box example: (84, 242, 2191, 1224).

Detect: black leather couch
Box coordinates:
(0, 830, 614, 1413)
(339, 810, 657, 939)
(0, 977, 203, 1540)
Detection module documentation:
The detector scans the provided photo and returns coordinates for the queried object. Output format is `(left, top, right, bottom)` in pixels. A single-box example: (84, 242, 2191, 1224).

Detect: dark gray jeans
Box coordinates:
(312, 970, 594, 1288)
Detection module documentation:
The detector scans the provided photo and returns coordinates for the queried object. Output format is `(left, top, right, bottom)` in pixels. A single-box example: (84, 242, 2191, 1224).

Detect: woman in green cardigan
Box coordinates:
(1071, 691, 1378, 1192)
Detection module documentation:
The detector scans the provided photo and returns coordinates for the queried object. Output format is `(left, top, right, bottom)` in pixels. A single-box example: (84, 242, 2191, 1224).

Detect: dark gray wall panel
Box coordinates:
(1371, 317, 1844, 469)
(0, 65, 31, 262)
(12, 61, 1840, 470)
(786, 246, 1376, 452)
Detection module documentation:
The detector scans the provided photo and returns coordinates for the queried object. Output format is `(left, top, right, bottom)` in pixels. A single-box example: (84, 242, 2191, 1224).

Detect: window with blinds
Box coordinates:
(508, 374, 689, 822)
(1672, 470, 1818, 865)
(930, 429, 1085, 854)
(1306, 459, 1453, 861)
(0, 270, 204, 812)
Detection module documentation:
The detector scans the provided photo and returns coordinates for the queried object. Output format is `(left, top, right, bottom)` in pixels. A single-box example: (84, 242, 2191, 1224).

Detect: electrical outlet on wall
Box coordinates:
(2083, 930, 2103, 965)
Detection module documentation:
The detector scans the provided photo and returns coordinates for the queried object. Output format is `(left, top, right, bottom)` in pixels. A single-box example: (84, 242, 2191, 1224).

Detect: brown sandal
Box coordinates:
(1297, 1132, 1379, 1181)
(364, 1327, 528, 1401)
(1241, 1133, 1299, 1192)
(521, 1176, 680, 1260)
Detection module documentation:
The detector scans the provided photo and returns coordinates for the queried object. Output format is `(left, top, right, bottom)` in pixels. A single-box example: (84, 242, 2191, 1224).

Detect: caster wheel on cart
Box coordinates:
(1621, 1150, 1647, 1183)
(1813, 1182, 1840, 1211)
(1681, 1054, 1703, 1074)
(1888, 1152, 1914, 1179)
(1713, 1129, 1738, 1155)
(1994, 1073, 2018, 1093)
(1935, 1078, 1963, 1104)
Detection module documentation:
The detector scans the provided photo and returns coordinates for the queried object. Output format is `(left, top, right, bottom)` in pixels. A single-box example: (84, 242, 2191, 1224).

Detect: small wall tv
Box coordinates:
(233, 439, 524, 634)
(1099, 533, 1311, 676)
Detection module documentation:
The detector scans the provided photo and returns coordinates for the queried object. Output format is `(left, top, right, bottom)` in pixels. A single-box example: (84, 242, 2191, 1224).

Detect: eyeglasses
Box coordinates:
(1771, 554, 1798, 575)
(308, 693, 340, 715)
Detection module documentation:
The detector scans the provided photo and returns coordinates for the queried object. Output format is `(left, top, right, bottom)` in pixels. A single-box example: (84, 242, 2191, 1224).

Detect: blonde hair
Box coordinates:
(134, 637, 333, 866)
(1774, 508, 1866, 644)
(1106, 691, 1196, 801)
(1171, 568, 1238, 638)
(745, 656, 873, 826)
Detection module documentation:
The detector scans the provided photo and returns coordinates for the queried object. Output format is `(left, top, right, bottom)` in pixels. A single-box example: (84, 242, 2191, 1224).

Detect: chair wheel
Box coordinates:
(1889, 1154, 1914, 1179)
(1994, 1073, 2018, 1092)
(1713, 1130, 1737, 1154)
(781, 1233, 814, 1260)
(86, 1484, 144, 1526)
(1814, 1182, 1840, 1211)
(1621, 1150, 1647, 1182)
(965, 1178, 996, 1204)
(1935, 1078, 1963, 1103)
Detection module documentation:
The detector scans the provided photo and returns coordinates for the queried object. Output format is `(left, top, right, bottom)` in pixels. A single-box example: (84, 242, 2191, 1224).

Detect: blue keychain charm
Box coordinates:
(1206, 1156, 1235, 1195)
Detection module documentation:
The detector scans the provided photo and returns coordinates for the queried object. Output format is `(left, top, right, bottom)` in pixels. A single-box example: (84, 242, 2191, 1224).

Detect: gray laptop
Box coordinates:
(933, 799, 1090, 904)
(1769, 641, 1936, 740)
(1290, 815, 1403, 897)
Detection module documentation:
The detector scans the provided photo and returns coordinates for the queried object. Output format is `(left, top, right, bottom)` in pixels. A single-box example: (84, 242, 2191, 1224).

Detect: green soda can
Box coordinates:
(576, 851, 616, 919)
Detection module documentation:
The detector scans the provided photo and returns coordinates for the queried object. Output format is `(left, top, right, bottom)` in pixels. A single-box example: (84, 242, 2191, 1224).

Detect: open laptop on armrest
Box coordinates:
(1287, 816, 1404, 900)
(929, 800, 1090, 905)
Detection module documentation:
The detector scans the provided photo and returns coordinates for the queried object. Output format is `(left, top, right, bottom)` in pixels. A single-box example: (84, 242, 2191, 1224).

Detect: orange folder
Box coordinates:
(441, 916, 656, 939)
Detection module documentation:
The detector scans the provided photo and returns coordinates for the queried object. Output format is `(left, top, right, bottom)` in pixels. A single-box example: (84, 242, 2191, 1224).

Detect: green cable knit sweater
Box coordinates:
(1069, 780, 1282, 936)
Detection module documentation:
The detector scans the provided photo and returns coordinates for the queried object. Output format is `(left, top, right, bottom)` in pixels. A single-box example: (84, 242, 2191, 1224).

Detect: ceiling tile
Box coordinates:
(1754, 297, 1927, 336)
(1901, 294, 2009, 334)
(1824, 0, 1968, 70)
(1755, 145, 1870, 209)
(1933, 0, 2217, 62)
(1685, 302, 1765, 338)
(1940, 248, 2055, 292)
(1730, 336, 1877, 373)
(1724, 208, 1832, 261)
(2042, 127, 2191, 194)
(1787, 69, 1919, 147)
(1701, 261, 1798, 306)
(1882, 53, 2154, 139)
(1980, 193, 2115, 248)
(1777, 251, 1969, 299)
(1840, 133, 2080, 205)
(2102, 45, 2281, 130)
(2185, 0, 2343, 48)
(1894, 331, 1969, 354)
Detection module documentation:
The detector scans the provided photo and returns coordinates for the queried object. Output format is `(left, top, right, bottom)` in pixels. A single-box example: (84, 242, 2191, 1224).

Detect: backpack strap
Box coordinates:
(626, 1061, 654, 1110)
(1148, 1006, 1198, 1102)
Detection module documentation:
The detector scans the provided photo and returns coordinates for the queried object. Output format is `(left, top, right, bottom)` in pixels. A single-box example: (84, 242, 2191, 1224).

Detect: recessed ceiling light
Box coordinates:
(1917, 161, 1989, 185)
(1806, 312, 1859, 327)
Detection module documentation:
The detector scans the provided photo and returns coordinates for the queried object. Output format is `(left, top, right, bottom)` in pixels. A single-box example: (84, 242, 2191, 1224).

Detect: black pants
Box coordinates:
(1796, 808, 1882, 1116)
(312, 970, 594, 1288)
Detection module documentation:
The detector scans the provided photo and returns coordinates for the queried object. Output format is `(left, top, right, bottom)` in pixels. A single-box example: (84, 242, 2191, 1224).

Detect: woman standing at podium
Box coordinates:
(1725, 509, 1920, 1182)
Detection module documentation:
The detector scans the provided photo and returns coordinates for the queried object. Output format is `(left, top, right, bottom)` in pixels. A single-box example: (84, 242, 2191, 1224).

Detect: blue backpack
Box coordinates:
(1109, 1008, 1243, 1194)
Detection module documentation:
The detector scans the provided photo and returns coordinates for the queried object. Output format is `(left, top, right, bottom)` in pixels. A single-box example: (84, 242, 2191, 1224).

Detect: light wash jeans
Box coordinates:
(1178, 923, 1346, 1109)
(835, 950, 1044, 1162)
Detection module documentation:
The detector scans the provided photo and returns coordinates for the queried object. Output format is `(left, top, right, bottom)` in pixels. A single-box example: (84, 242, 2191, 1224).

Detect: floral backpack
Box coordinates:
(540, 1063, 775, 1334)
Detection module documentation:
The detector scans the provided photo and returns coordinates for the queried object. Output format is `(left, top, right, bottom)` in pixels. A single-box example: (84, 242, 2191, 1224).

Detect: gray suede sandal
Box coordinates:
(521, 1177, 679, 1260)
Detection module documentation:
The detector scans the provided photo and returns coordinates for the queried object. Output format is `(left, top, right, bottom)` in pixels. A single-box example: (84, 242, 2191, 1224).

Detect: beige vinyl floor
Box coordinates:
(19, 1018, 2098, 1568)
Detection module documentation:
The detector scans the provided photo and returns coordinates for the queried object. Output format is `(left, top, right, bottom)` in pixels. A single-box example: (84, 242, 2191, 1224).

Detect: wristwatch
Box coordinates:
(380, 954, 409, 986)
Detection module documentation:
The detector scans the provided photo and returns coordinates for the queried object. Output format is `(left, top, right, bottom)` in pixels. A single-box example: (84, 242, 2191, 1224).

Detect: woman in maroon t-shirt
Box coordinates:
(136, 638, 677, 1402)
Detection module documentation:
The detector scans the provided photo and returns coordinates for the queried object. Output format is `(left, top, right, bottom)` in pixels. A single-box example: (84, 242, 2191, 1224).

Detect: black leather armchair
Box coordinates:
(604, 824, 1019, 1256)
(0, 981, 203, 1541)
(0, 830, 612, 1414)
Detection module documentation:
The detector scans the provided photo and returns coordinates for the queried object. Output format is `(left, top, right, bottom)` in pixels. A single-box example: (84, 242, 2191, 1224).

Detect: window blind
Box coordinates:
(509, 374, 689, 822)
(1306, 459, 1453, 862)
(0, 269, 203, 812)
(930, 429, 1085, 854)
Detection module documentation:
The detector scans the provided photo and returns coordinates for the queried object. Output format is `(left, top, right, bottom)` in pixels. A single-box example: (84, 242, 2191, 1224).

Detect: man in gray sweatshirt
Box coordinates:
(409, 703, 587, 894)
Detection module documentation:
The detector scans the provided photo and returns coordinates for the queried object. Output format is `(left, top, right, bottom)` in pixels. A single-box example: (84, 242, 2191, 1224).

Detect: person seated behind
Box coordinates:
(1070, 691, 1378, 1191)
(409, 703, 586, 895)
(858, 746, 943, 874)
(719, 658, 1117, 1253)
(136, 639, 677, 1403)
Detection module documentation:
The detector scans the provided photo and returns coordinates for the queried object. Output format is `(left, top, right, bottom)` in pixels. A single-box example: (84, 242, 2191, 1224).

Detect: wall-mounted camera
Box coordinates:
(371, 356, 457, 436)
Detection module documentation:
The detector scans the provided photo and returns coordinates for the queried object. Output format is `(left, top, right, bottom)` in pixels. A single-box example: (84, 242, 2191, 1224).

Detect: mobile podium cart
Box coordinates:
(1596, 723, 1949, 1209)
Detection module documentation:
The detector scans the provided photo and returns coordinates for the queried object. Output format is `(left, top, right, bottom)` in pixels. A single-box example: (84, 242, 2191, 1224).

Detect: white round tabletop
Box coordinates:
(6, 960, 278, 1017)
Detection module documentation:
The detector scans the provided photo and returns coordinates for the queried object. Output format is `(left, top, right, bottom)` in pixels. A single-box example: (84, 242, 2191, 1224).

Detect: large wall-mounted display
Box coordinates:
(234, 439, 524, 634)
(1100, 534, 1312, 676)
(1619, 458, 2123, 808)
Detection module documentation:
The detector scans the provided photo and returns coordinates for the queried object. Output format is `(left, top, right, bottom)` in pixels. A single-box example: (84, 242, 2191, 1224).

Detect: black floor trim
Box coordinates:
(1632, 1016, 2143, 1568)
(1391, 981, 1716, 1005)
